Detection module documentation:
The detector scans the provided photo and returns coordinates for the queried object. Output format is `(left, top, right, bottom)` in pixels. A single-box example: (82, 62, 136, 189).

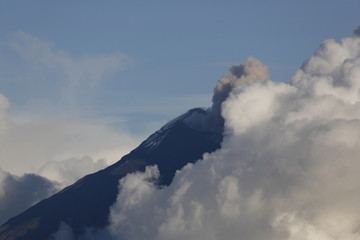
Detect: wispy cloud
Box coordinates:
(10, 31, 134, 108)
(0, 169, 58, 225)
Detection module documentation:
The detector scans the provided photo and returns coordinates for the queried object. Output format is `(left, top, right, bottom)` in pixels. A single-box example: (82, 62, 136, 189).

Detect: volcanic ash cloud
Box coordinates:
(184, 56, 270, 133)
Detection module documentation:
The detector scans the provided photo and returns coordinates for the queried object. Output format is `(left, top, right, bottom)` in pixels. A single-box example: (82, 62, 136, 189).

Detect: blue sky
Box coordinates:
(1, 1, 359, 126)
(0, 1, 359, 174)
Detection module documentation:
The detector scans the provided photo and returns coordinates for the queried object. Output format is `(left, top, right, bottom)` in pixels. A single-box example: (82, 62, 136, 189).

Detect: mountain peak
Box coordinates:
(0, 108, 223, 240)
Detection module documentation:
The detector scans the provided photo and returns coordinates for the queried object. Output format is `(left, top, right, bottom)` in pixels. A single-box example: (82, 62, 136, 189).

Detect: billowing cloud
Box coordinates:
(212, 56, 269, 115)
(183, 56, 270, 133)
(49, 222, 75, 240)
(70, 31, 360, 239)
(0, 169, 58, 225)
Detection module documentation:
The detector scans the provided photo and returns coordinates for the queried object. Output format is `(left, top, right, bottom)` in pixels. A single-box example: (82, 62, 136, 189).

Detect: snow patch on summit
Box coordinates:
(141, 108, 208, 150)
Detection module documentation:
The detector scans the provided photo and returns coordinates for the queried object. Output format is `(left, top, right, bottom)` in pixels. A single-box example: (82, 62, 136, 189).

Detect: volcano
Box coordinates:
(0, 108, 223, 240)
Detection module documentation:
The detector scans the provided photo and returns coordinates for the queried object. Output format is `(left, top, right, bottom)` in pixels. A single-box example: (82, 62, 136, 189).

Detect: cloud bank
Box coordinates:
(64, 30, 360, 240)
(0, 169, 58, 225)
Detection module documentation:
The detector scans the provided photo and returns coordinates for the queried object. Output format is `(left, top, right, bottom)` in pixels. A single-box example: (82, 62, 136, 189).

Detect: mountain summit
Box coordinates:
(0, 108, 223, 240)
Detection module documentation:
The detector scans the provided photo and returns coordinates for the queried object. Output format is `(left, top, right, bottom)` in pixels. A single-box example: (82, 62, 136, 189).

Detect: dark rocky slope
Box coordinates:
(0, 108, 223, 240)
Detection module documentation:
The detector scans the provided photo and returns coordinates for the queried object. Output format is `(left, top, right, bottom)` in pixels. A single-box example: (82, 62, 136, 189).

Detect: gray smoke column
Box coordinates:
(212, 56, 269, 115)
(184, 56, 269, 132)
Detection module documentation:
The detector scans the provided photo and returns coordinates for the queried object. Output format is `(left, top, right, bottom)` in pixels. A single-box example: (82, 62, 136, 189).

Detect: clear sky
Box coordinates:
(0, 0, 359, 175)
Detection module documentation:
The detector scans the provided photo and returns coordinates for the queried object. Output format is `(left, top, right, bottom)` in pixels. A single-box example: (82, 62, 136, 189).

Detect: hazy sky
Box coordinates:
(0, 1, 359, 176)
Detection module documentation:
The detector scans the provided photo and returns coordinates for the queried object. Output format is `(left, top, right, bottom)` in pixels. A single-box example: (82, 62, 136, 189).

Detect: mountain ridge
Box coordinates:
(0, 108, 223, 240)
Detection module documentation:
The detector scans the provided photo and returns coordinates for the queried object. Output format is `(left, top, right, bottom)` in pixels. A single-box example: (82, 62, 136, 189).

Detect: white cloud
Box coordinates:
(37, 156, 108, 188)
(76, 32, 360, 240)
(49, 222, 75, 240)
(0, 107, 141, 176)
